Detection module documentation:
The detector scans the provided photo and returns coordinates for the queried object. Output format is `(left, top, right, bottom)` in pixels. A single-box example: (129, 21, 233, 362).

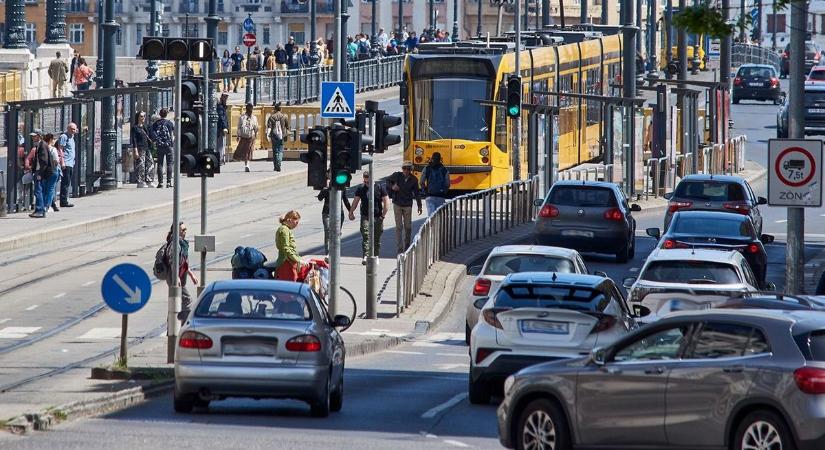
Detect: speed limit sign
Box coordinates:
(768, 139, 823, 207)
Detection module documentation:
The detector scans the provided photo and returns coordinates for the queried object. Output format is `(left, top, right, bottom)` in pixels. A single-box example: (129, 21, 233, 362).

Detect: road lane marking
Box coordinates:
(629, 267, 639, 272)
(25, 305, 39, 311)
(385, 350, 426, 355)
(53, 292, 66, 299)
(346, 331, 408, 337)
(0, 327, 41, 339)
(77, 328, 121, 340)
(776, 219, 788, 223)
(444, 440, 470, 448)
(436, 353, 468, 358)
(435, 363, 470, 370)
(422, 392, 468, 419)
(0, 319, 10, 325)
(82, 281, 95, 287)
(240, 233, 253, 239)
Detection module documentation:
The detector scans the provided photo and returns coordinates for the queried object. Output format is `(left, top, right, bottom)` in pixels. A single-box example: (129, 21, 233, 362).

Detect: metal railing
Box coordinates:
(557, 163, 612, 182)
(732, 44, 781, 72)
(396, 176, 541, 314)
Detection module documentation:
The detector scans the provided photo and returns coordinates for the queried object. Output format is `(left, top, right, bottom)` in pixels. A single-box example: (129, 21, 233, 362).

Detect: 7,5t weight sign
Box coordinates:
(768, 139, 823, 207)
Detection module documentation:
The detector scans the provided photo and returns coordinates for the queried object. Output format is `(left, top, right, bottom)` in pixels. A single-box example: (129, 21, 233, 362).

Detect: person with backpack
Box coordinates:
(151, 108, 175, 188)
(420, 152, 450, 217)
(266, 102, 289, 172)
(234, 102, 259, 172)
(357, 35, 371, 61)
(155, 222, 198, 323)
(25, 131, 59, 218)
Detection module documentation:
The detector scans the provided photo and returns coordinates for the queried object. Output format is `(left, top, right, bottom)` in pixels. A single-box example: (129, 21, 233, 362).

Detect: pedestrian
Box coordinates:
(420, 152, 450, 217)
(274, 210, 303, 282)
(234, 102, 259, 172)
(264, 47, 277, 70)
(216, 92, 229, 164)
(266, 102, 289, 171)
(130, 111, 154, 188)
(349, 171, 390, 264)
(25, 130, 59, 218)
(57, 122, 78, 208)
(248, 46, 262, 71)
(285, 36, 296, 68)
(274, 44, 288, 70)
(387, 161, 423, 254)
(164, 222, 199, 323)
(220, 49, 233, 92)
(151, 108, 175, 188)
(69, 49, 80, 88)
(318, 172, 352, 255)
(230, 46, 244, 92)
(48, 51, 69, 98)
(73, 57, 94, 90)
(377, 27, 389, 49)
(405, 32, 419, 52)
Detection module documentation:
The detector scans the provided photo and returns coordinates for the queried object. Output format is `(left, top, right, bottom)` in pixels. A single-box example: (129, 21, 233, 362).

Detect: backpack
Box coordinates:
(152, 120, 173, 147)
(270, 115, 284, 140)
(247, 55, 260, 71)
(36, 144, 55, 178)
(425, 165, 449, 196)
(238, 115, 255, 139)
(152, 242, 172, 280)
(358, 40, 370, 55)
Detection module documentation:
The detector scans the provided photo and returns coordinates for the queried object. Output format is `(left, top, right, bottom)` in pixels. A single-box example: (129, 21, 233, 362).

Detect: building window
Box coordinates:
(115, 27, 122, 45)
(161, 24, 170, 37)
(218, 30, 228, 46)
(136, 24, 143, 45)
(183, 23, 199, 37)
(767, 14, 786, 33)
(24, 23, 36, 44)
(69, 24, 85, 44)
(263, 25, 270, 45)
(288, 23, 305, 44)
(217, 0, 224, 12)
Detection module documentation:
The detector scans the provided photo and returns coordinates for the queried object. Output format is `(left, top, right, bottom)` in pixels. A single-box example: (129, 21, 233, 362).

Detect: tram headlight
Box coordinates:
(478, 146, 489, 157)
(414, 146, 424, 157)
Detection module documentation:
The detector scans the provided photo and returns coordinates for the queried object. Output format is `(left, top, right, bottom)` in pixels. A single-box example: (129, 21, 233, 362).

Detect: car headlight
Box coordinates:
(503, 375, 516, 395)
(414, 146, 424, 157)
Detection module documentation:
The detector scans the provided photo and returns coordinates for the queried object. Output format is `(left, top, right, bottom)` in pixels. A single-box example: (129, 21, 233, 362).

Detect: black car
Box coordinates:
(778, 84, 825, 137)
(781, 41, 822, 78)
(648, 210, 773, 287)
(732, 64, 781, 104)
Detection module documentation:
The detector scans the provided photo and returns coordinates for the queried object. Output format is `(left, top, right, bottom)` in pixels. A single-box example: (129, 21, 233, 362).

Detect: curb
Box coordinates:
(0, 170, 305, 254)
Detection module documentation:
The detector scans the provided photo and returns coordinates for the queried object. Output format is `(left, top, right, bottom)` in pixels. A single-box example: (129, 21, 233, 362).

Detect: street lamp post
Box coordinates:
(3, 0, 26, 49)
(311, 0, 317, 42)
(45, 0, 68, 44)
(100, 0, 120, 190)
(95, 0, 104, 87)
(371, 0, 376, 39)
(429, 0, 435, 38)
(453, 0, 459, 41)
(398, 0, 404, 36)
(477, 0, 483, 36)
(147, 0, 160, 80)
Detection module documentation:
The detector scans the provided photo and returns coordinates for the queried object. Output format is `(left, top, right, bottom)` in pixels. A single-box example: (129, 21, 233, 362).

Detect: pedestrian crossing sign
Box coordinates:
(320, 82, 356, 119)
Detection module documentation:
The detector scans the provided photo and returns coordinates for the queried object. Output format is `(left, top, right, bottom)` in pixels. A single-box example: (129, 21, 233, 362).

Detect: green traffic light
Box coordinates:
(508, 106, 520, 116)
(333, 171, 350, 187)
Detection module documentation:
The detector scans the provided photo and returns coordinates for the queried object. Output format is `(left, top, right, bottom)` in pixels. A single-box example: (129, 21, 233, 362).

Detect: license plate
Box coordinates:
(809, 108, 825, 113)
(520, 320, 570, 335)
(748, 82, 763, 87)
(223, 342, 277, 356)
(561, 229, 595, 238)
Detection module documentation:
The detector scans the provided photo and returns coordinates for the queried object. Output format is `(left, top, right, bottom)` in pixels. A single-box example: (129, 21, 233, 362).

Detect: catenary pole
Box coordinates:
(786, 0, 806, 294)
(513, 0, 522, 181)
(168, 61, 183, 364)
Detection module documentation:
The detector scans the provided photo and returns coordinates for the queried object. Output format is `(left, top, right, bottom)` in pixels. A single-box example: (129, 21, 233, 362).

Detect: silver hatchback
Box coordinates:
(174, 279, 350, 417)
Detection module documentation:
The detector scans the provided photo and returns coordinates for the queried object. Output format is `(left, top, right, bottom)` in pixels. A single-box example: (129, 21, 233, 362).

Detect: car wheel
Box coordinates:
(733, 410, 796, 450)
(468, 373, 491, 405)
(330, 375, 344, 412)
(193, 397, 210, 410)
(310, 376, 331, 418)
(516, 399, 572, 450)
(628, 237, 636, 259)
(173, 388, 195, 413)
(465, 322, 471, 346)
(615, 243, 630, 264)
(774, 98, 781, 105)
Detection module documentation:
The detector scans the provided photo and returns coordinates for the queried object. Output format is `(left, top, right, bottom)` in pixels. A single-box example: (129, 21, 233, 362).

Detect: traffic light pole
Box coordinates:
(787, 0, 806, 294)
(366, 113, 377, 319)
(168, 61, 183, 364)
(199, 69, 210, 295)
(512, 0, 522, 181)
(327, 0, 343, 317)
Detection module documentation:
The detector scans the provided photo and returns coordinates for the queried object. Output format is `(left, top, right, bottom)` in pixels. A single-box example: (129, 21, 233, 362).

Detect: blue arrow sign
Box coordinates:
(243, 17, 255, 33)
(101, 263, 152, 315)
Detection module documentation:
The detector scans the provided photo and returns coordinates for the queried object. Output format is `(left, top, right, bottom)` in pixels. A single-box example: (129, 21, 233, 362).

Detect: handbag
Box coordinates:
(22, 171, 33, 185)
(122, 148, 135, 172)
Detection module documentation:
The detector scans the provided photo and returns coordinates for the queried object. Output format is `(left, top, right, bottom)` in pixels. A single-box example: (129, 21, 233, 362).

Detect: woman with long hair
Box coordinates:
(220, 49, 233, 92)
(131, 111, 154, 188)
(233, 102, 259, 172)
(274, 210, 303, 281)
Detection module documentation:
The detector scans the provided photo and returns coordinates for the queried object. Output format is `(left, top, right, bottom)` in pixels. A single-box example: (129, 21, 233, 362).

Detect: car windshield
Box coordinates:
(640, 261, 742, 284)
(670, 216, 752, 237)
(495, 285, 609, 312)
(548, 186, 617, 207)
(484, 255, 576, 275)
(195, 289, 312, 320)
(413, 77, 491, 141)
(810, 70, 825, 80)
(738, 67, 773, 78)
(674, 181, 746, 201)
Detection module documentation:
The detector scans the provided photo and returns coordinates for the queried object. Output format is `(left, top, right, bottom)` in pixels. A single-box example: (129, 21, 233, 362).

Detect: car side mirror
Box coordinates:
(467, 265, 482, 276)
(593, 270, 608, 277)
(763, 282, 777, 291)
(591, 347, 606, 366)
(663, 192, 673, 200)
(646, 227, 661, 239)
(632, 304, 651, 317)
(630, 204, 642, 212)
(473, 297, 489, 309)
(758, 196, 768, 205)
(533, 198, 544, 207)
(333, 314, 351, 328)
(623, 277, 637, 289)
(761, 234, 775, 244)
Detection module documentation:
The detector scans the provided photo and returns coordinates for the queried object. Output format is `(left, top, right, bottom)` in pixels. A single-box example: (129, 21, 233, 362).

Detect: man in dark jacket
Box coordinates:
(216, 93, 229, 164)
(420, 152, 450, 217)
(285, 36, 296, 68)
(274, 44, 288, 69)
(387, 161, 422, 254)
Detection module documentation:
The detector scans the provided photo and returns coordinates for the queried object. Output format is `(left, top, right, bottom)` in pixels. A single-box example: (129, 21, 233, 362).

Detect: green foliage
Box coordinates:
(672, 5, 735, 37)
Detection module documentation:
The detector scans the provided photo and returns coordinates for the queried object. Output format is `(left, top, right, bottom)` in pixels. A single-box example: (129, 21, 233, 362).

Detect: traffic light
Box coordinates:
(179, 79, 200, 176)
(329, 128, 352, 188)
(139, 37, 214, 62)
(299, 128, 327, 190)
(198, 152, 220, 177)
(506, 75, 522, 118)
(374, 110, 401, 153)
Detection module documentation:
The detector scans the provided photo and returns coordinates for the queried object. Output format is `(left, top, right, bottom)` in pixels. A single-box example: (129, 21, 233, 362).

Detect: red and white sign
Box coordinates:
(242, 33, 256, 48)
(768, 139, 823, 207)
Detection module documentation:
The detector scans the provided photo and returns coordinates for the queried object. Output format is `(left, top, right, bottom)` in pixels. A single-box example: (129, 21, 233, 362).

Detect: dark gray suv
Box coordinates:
(664, 174, 766, 235)
(497, 309, 825, 450)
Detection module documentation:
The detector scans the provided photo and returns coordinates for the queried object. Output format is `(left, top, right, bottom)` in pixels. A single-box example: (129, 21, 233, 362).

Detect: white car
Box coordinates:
(464, 245, 590, 344)
(469, 272, 636, 404)
(623, 248, 761, 322)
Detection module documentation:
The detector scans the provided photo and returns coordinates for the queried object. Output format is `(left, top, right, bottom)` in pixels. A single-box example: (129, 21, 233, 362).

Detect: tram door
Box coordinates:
(528, 110, 558, 195)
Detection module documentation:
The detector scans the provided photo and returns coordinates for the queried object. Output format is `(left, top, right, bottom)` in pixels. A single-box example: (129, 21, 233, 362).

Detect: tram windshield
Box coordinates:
(413, 77, 492, 142)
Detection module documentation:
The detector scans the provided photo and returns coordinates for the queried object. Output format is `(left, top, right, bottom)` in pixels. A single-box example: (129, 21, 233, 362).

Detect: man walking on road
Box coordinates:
(387, 161, 422, 254)
(266, 102, 289, 171)
(151, 108, 175, 188)
(57, 123, 78, 207)
(349, 171, 390, 264)
(420, 152, 450, 217)
(230, 46, 244, 93)
(48, 51, 69, 98)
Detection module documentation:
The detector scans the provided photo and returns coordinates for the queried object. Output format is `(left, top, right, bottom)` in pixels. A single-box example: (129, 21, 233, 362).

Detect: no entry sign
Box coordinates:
(243, 33, 256, 48)
(768, 139, 823, 207)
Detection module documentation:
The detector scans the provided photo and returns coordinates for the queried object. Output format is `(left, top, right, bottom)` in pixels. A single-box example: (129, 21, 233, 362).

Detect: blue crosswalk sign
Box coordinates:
(101, 263, 152, 314)
(320, 82, 355, 119)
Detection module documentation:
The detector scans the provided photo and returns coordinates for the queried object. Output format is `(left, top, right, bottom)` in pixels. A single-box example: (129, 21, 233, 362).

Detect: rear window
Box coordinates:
(670, 216, 752, 237)
(738, 67, 774, 78)
(195, 289, 311, 320)
(484, 254, 576, 276)
(494, 284, 609, 312)
(640, 261, 742, 284)
(548, 186, 617, 207)
(805, 92, 825, 106)
(810, 70, 825, 80)
(674, 181, 746, 202)
(800, 331, 825, 361)
(808, 43, 819, 53)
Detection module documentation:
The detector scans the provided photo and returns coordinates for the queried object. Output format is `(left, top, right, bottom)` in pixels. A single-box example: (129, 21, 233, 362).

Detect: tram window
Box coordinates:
(495, 81, 507, 152)
(413, 78, 492, 142)
(586, 68, 601, 126)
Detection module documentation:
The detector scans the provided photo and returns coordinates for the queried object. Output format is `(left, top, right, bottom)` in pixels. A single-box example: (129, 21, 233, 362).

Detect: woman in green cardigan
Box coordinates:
(275, 210, 303, 281)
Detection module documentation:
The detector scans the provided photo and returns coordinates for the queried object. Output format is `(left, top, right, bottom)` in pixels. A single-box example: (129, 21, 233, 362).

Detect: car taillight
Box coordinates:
(794, 367, 825, 394)
(747, 243, 760, 254)
(179, 331, 213, 349)
(590, 315, 617, 334)
(603, 208, 624, 221)
(285, 335, 322, 352)
(770, 77, 780, 87)
(539, 204, 559, 218)
(475, 347, 496, 364)
(723, 202, 751, 215)
(668, 201, 693, 213)
(733, 76, 742, 86)
(482, 307, 510, 330)
(473, 278, 491, 296)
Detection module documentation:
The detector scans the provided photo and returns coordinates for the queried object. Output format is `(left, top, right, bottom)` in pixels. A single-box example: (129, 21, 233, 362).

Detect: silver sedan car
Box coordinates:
(174, 279, 350, 418)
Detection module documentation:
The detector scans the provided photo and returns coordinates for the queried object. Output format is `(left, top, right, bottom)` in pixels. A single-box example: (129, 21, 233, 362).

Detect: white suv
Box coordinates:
(624, 248, 760, 322)
(465, 245, 590, 344)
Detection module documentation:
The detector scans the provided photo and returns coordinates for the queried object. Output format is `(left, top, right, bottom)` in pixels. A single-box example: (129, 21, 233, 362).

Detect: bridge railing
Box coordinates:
(732, 44, 781, 73)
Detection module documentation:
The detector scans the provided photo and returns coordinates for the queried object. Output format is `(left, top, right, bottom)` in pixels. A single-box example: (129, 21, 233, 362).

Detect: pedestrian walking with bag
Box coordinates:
(73, 57, 94, 90)
(234, 102, 259, 172)
(160, 222, 198, 323)
(387, 161, 423, 254)
(420, 152, 451, 217)
(131, 111, 154, 188)
(349, 171, 390, 264)
(274, 210, 304, 281)
(318, 172, 352, 255)
(266, 102, 289, 171)
(25, 131, 59, 218)
(151, 108, 175, 188)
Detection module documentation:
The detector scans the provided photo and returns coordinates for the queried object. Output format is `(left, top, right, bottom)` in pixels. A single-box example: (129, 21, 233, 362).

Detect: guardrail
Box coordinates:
(732, 44, 781, 73)
(557, 163, 612, 182)
(396, 176, 541, 314)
